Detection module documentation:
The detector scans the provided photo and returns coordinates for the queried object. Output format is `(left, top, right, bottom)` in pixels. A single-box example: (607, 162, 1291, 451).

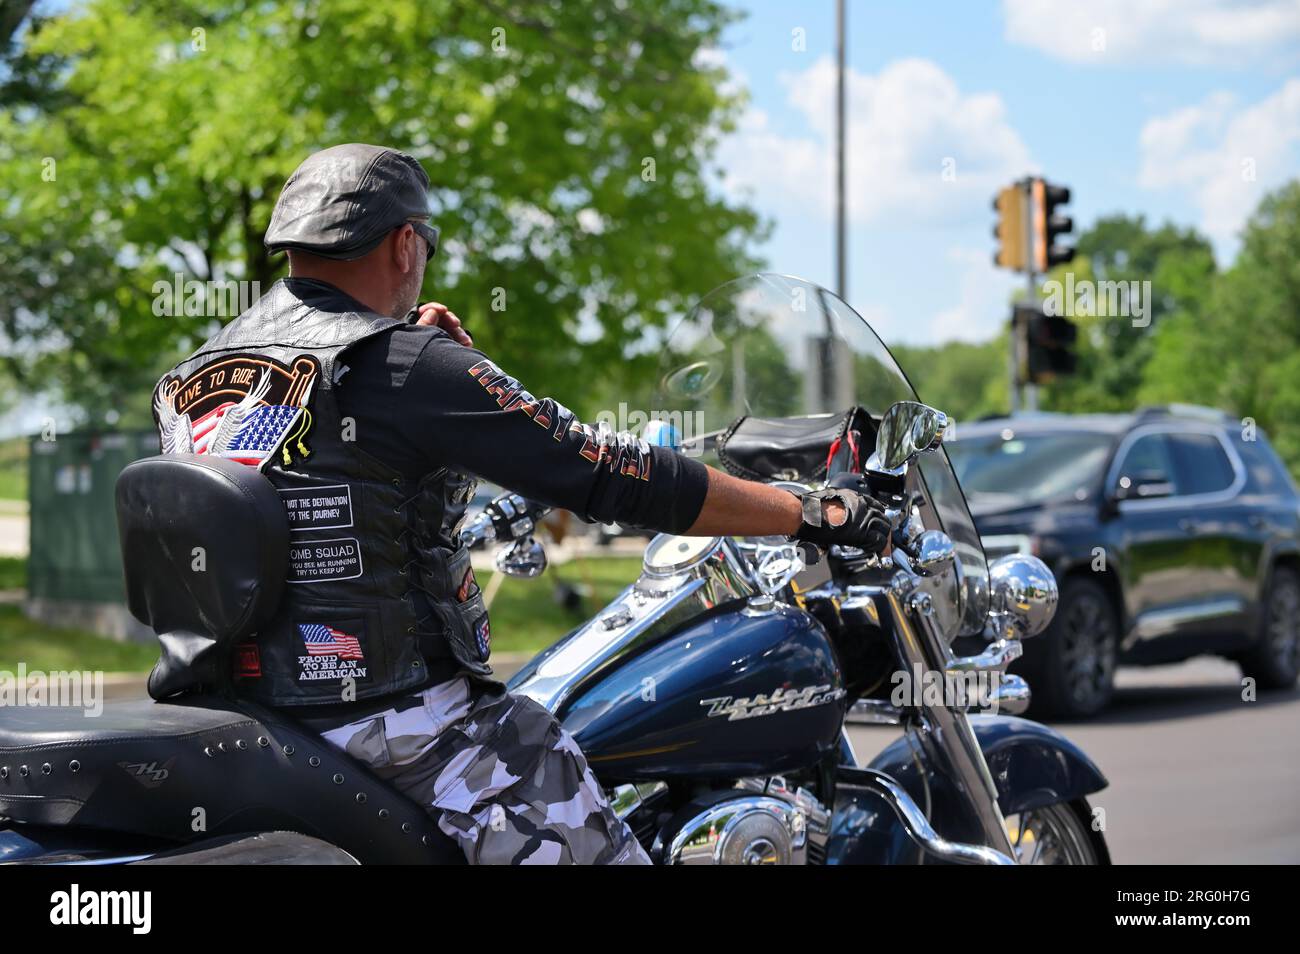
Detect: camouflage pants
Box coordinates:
(317, 676, 651, 865)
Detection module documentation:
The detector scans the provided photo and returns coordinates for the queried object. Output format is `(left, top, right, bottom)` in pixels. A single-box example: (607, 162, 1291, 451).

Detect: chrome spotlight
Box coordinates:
(988, 553, 1058, 639)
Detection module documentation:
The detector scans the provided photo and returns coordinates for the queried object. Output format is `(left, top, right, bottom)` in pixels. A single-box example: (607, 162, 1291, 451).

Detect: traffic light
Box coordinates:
(992, 183, 1028, 272)
(1017, 303, 1077, 383)
(1030, 178, 1075, 272)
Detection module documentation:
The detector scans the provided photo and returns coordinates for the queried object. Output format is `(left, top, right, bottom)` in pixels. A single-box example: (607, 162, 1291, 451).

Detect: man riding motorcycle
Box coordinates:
(149, 143, 891, 864)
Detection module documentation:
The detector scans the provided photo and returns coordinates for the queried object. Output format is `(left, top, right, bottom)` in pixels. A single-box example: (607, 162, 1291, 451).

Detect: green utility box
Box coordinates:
(26, 430, 158, 638)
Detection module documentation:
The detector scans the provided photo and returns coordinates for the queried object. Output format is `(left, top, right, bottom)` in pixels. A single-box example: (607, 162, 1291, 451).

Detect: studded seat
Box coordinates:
(0, 694, 462, 864)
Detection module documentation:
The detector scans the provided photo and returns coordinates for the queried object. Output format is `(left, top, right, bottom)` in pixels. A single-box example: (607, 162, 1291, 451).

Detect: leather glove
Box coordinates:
(483, 493, 536, 542)
(795, 488, 891, 553)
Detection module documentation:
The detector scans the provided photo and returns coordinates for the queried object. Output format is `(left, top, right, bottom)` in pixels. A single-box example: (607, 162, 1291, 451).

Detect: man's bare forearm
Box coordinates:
(684, 467, 803, 537)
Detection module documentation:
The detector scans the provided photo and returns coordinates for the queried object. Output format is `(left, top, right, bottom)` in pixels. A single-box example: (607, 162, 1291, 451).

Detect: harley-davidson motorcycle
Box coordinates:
(0, 274, 1109, 865)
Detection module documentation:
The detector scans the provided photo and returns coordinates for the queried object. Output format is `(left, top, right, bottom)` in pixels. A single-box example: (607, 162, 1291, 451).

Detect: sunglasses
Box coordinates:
(406, 219, 440, 260)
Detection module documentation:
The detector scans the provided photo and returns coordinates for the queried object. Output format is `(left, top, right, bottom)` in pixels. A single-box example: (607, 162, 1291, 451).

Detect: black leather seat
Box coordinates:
(0, 695, 460, 864)
(0, 454, 462, 863)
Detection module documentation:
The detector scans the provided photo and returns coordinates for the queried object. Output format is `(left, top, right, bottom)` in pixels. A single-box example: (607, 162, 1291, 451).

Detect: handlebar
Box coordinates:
(459, 492, 551, 549)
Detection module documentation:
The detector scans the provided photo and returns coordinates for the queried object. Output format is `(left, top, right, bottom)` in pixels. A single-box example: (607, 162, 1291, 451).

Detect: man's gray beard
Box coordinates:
(393, 272, 424, 319)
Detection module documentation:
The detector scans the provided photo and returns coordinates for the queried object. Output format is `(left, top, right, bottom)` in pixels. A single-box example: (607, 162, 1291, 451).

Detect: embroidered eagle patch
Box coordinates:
(153, 353, 320, 471)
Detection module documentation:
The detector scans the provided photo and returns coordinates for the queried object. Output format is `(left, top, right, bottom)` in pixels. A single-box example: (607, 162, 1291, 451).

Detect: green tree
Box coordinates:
(0, 0, 763, 427)
(893, 337, 1007, 424)
(1037, 215, 1216, 413)
(1141, 181, 1300, 469)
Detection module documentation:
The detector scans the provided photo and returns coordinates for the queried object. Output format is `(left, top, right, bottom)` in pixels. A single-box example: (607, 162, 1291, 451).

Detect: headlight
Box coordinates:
(988, 553, 1058, 639)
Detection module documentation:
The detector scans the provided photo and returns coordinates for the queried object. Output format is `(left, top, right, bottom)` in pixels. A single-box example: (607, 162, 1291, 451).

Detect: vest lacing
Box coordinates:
(394, 487, 446, 637)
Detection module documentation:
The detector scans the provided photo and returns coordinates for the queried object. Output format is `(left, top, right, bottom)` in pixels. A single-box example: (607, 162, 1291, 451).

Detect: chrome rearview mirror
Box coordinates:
(869, 401, 949, 475)
(988, 554, 1058, 639)
(912, 530, 956, 577)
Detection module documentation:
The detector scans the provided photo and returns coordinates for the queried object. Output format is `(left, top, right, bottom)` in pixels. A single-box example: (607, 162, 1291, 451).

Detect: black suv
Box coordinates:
(946, 405, 1300, 718)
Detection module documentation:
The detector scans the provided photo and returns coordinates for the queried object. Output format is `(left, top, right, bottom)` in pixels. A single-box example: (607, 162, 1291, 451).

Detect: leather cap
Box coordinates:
(264, 143, 438, 260)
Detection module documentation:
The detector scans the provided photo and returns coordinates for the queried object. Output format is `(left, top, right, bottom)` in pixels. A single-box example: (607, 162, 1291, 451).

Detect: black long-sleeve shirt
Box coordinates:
(335, 322, 709, 533)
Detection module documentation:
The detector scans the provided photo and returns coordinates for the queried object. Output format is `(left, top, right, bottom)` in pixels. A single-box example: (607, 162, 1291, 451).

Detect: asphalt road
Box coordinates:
(847, 657, 1300, 864)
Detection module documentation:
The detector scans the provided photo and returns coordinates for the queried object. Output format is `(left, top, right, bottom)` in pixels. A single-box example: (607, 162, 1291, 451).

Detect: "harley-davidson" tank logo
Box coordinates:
(700, 685, 846, 721)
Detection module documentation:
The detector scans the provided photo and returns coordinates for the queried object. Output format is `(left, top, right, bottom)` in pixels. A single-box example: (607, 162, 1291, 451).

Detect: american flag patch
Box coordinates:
(474, 616, 491, 659)
(298, 623, 364, 660)
(219, 404, 303, 467)
(191, 403, 233, 455)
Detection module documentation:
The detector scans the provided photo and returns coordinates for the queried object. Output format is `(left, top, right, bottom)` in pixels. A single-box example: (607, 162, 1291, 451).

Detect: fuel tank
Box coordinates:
(554, 602, 847, 782)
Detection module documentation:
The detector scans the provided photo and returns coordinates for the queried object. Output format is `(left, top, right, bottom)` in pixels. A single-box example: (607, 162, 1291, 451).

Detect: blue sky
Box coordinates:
(709, 0, 1300, 345)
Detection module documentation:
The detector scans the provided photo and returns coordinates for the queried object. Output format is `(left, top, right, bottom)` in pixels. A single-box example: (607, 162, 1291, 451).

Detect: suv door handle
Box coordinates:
(1178, 518, 1199, 533)
(1248, 514, 1269, 530)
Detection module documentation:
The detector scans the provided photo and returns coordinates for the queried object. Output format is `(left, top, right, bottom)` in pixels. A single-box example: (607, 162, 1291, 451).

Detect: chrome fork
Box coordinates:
(882, 576, 1019, 861)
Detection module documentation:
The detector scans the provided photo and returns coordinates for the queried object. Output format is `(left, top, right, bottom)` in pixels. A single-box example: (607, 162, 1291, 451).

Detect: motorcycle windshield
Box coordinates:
(656, 273, 989, 636)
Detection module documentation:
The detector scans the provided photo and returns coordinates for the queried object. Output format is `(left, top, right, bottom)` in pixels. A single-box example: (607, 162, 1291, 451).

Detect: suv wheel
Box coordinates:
(1239, 566, 1300, 690)
(1017, 577, 1119, 719)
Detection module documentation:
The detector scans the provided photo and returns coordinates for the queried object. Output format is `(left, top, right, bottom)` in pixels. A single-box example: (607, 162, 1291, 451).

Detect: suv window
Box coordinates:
(1115, 432, 1175, 492)
(946, 431, 1114, 506)
(1167, 432, 1236, 495)
(1232, 431, 1297, 496)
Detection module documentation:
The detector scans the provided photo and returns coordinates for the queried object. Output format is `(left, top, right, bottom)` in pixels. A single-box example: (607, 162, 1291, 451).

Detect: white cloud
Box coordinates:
(1138, 79, 1300, 248)
(1003, 0, 1300, 66)
(930, 247, 1020, 344)
(716, 56, 1032, 227)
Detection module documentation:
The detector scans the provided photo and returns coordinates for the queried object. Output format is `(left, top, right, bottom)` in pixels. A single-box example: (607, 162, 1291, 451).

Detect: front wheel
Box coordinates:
(1238, 566, 1300, 690)
(1005, 799, 1110, 865)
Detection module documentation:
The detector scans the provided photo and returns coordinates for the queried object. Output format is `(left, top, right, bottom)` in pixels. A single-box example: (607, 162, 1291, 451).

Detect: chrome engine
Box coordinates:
(612, 777, 831, 865)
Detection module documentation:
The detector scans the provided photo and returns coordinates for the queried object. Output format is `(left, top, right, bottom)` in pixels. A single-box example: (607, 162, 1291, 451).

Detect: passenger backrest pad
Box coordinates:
(115, 454, 288, 698)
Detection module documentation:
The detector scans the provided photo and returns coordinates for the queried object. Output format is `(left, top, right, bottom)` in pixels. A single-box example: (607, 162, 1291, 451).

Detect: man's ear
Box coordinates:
(391, 223, 419, 273)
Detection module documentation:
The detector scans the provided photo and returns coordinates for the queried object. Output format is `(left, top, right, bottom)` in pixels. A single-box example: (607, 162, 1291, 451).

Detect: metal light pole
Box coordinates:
(1022, 180, 1039, 412)
(811, 0, 855, 415)
(835, 0, 847, 302)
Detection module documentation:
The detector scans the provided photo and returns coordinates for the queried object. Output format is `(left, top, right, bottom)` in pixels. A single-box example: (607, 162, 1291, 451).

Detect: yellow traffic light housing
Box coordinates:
(993, 184, 1028, 272)
(1030, 178, 1075, 272)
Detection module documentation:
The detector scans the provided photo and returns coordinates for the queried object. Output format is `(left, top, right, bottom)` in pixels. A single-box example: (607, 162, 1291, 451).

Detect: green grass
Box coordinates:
(0, 556, 25, 591)
(0, 437, 27, 502)
(484, 555, 642, 653)
(0, 605, 158, 673)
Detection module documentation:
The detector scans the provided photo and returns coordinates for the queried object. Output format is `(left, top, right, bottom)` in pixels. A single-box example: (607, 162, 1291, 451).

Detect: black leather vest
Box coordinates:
(151, 279, 489, 706)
